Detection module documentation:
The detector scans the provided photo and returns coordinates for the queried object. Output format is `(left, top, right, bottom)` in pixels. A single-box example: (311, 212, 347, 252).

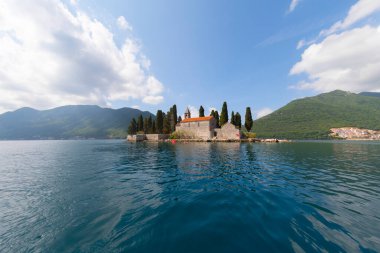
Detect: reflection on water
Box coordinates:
(0, 140, 379, 252)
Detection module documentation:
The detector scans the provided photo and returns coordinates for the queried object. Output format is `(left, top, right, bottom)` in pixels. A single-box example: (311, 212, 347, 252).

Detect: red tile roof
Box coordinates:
(181, 116, 214, 123)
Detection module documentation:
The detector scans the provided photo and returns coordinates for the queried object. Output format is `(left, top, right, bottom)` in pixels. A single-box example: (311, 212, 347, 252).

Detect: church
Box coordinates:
(175, 107, 242, 140)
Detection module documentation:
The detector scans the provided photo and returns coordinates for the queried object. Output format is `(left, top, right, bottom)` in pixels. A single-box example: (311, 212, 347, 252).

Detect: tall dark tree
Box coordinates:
(143, 118, 148, 133)
(163, 113, 171, 134)
(235, 112, 242, 129)
(231, 111, 235, 125)
(220, 102, 228, 126)
(245, 107, 253, 132)
(169, 106, 176, 133)
(152, 119, 156, 134)
(210, 110, 215, 117)
(178, 116, 182, 122)
(156, 110, 163, 134)
(127, 118, 137, 135)
(172, 104, 178, 125)
(137, 114, 143, 132)
(199, 106, 205, 117)
(214, 110, 220, 128)
(147, 116, 153, 134)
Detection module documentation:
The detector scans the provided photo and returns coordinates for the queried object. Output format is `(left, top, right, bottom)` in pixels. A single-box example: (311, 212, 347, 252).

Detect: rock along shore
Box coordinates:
(127, 134, 290, 143)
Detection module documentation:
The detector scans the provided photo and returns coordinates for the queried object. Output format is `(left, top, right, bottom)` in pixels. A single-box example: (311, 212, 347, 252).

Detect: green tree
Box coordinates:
(172, 104, 178, 125)
(143, 118, 148, 133)
(214, 110, 220, 128)
(137, 114, 143, 132)
(199, 106, 205, 117)
(169, 106, 176, 133)
(152, 119, 156, 134)
(127, 118, 137, 135)
(210, 110, 215, 117)
(156, 110, 163, 134)
(220, 102, 228, 126)
(245, 107, 253, 132)
(235, 112, 242, 129)
(163, 113, 171, 134)
(231, 111, 235, 125)
(147, 116, 153, 134)
(178, 116, 182, 122)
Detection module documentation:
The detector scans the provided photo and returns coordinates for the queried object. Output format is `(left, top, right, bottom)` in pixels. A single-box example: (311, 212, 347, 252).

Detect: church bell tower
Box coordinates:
(184, 107, 191, 119)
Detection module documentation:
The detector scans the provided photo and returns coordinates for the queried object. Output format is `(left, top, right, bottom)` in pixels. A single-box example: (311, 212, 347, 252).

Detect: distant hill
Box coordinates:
(359, 92, 380, 98)
(253, 90, 380, 139)
(0, 105, 153, 140)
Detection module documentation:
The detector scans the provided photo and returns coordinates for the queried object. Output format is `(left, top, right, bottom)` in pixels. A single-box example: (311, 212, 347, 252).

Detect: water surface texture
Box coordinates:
(0, 140, 379, 252)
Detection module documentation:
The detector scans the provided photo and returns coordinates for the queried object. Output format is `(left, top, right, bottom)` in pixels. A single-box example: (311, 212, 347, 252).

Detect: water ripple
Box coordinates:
(0, 140, 379, 252)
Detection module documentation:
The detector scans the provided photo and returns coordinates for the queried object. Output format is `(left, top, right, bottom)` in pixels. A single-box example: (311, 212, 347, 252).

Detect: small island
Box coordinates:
(127, 103, 289, 143)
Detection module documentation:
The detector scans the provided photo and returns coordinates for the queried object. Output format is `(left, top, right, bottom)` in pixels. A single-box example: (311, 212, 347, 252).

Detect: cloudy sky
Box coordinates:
(0, 0, 379, 118)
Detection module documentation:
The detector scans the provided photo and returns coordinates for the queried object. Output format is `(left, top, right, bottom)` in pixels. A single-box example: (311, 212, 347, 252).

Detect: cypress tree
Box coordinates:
(231, 111, 235, 125)
(147, 116, 153, 134)
(143, 118, 148, 133)
(172, 105, 178, 125)
(220, 102, 228, 126)
(214, 110, 220, 128)
(127, 118, 137, 135)
(235, 112, 242, 129)
(210, 110, 215, 117)
(169, 107, 176, 133)
(163, 113, 171, 134)
(178, 116, 182, 122)
(137, 114, 143, 132)
(245, 107, 253, 132)
(199, 106, 205, 117)
(152, 119, 156, 134)
(156, 110, 163, 134)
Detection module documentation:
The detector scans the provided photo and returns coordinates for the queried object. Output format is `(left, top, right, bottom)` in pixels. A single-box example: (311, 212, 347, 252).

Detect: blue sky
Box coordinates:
(1, 0, 379, 117)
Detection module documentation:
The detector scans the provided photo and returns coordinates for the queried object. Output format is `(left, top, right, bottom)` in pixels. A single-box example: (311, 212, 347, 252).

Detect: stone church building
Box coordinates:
(175, 107, 242, 140)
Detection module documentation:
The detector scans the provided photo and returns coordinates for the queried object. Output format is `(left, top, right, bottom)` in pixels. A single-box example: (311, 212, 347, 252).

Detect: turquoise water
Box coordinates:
(0, 140, 379, 252)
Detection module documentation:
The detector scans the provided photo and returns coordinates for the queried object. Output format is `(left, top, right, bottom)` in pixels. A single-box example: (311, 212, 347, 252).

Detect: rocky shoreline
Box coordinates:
(127, 134, 290, 143)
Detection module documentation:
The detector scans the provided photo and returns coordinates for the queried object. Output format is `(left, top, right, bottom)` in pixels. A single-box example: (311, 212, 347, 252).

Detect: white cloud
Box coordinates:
(288, 0, 300, 13)
(256, 108, 273, 119)
(0, 0, 163, 113)
(321, 0, 380, 36)
(296, 0, 380, 49)
(291, 0, 380, 92)
(291, 26, 380, 92)
(142, 96, 163, 105)
(117, 16, 132, 31)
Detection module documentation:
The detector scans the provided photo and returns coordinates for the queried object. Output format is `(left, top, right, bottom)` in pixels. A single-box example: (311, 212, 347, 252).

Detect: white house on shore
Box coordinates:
(175, 107, 242, 140)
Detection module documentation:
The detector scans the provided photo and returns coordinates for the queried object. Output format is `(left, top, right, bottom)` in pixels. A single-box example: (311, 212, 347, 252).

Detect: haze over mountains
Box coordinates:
(0, 106, 152, 140)
(0, 90, 379, 140)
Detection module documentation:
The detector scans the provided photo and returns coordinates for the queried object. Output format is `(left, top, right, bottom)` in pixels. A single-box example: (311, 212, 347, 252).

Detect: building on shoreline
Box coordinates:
(175, 107, 242, 140)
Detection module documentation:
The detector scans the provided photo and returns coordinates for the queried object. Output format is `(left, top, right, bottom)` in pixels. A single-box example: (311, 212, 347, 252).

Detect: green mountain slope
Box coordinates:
(253, 90, 380, 139)
(0, 105, 153, 139)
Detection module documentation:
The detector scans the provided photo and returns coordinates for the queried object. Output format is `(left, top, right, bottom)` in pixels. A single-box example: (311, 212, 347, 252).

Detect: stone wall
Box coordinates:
(176, 120, 216, 140)
(145, 134, 170, 141)
(215, 123, 241, 140)
(127, 134, 169, 142)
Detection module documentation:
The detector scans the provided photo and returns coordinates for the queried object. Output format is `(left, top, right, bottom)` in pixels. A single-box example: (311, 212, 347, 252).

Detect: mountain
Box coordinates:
(253, 90, 380, 139)
(0, 105, 153, 140)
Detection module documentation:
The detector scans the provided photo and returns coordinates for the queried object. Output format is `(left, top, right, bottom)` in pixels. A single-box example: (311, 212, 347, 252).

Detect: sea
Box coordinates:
(0, 140, 379, 252)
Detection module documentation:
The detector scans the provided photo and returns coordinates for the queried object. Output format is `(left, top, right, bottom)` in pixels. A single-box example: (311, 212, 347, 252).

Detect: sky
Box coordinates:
(1, 0, 380, 118)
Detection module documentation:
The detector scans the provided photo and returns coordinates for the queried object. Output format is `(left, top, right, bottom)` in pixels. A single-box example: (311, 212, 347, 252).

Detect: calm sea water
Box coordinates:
(0, 140, 379, 253)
